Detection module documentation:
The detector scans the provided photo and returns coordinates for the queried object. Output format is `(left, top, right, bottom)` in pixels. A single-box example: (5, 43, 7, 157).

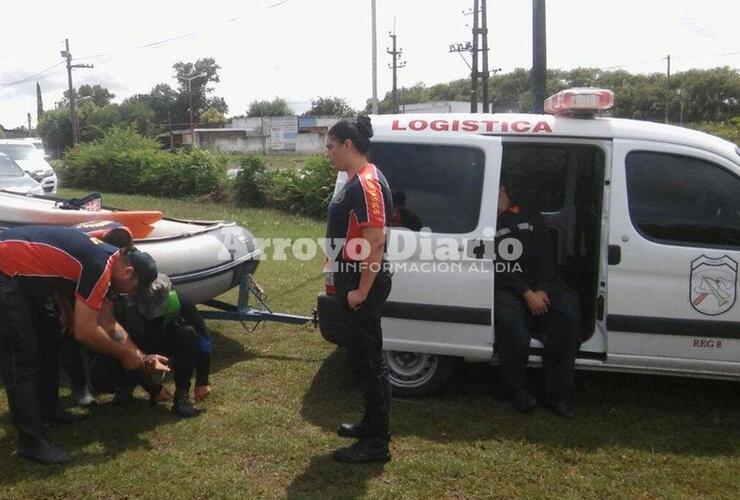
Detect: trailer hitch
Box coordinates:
(198, 273, 317, 331)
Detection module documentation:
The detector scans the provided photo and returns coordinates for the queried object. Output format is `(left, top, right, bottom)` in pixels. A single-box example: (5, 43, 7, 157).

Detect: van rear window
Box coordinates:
(369, 143, 485, 233)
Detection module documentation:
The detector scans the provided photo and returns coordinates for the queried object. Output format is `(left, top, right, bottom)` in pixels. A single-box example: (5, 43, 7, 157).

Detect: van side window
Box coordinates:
(369, 143, 485, 233)
(626, 151, 740, 248)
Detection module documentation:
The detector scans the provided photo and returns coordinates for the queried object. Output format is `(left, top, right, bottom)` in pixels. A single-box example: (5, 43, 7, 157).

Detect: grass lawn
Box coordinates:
(0, 190, 738, 499)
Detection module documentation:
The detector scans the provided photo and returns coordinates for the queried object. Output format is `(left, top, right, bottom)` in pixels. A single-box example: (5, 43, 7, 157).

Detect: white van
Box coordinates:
(317, 88, 740, 395)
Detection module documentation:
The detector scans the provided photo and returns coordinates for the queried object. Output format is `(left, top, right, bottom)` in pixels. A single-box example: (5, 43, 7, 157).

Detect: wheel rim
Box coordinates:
(384, 351, 438, 389)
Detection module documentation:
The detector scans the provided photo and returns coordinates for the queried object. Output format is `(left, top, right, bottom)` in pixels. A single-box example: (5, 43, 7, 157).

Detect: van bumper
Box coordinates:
(317, 293, 346, 345)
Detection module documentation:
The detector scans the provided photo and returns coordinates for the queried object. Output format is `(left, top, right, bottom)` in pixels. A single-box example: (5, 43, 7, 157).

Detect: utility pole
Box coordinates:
(450, 2, 482, 113)
(664, 54, 671, 123)
(471, 0, 480, 113)
(480, 0, 490, 112)
(532, 0, 547, 114)
(61, 38, 93, 145)
(371, 0, 378, 114)
(387, 29, 406, 114)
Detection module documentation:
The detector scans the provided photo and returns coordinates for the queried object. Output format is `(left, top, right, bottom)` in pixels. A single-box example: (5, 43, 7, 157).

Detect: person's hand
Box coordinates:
(153, 386, 173, 402)
(142, 354, 170, 374)
(347, 289, 367, 310)
(194, 384, 211, 403)
(524, 290, 549, 316)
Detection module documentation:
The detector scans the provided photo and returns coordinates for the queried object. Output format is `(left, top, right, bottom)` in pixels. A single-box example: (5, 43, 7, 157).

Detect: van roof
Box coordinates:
(371, 113, 739, 164)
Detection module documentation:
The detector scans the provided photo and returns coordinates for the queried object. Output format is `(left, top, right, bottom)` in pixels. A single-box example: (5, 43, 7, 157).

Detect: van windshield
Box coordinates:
(0, 156, 24, 177)
(0, 144, 43, 161)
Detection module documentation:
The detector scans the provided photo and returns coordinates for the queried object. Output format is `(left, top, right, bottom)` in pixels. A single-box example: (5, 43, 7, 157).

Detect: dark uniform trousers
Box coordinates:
(90, 321, 198, 396)
(0, 273, 50, 448)
(334, 269, 392, 438)
(494, 284, 581, 401)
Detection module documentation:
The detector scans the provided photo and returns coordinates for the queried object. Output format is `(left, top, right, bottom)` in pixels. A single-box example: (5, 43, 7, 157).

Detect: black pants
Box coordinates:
(0, 273, 49, 447)
(334, 270, 392, 439)
(494, 285, 580, 401)
(90, 321, 198, 395)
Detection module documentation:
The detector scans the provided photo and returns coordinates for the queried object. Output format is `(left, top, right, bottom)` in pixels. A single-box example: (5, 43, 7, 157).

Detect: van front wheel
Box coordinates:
(383, 351, 452, 397)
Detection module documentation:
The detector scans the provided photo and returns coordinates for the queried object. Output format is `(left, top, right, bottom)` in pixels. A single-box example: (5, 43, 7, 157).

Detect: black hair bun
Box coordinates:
(356, 114, 373, 139)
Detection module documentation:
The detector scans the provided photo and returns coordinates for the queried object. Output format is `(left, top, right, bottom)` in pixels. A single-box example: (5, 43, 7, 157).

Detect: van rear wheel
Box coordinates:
(383, 351, 452, 397)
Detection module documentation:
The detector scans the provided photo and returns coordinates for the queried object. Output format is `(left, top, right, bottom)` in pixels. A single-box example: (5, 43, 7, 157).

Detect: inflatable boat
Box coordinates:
(0, 191, 261, 304)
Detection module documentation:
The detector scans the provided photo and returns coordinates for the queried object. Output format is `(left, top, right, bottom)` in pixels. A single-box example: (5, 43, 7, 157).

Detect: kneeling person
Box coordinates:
(91, 274, 210, 417)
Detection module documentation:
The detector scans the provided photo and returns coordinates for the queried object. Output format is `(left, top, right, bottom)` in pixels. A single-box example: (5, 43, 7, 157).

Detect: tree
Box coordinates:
(200, 108, 227, 128)
(247, 98, 294, 117)
(63, 84, 115, 107)
(302, 96, 355, 117)
(172, 58, 227, 123)
(37, 108, 72, 157)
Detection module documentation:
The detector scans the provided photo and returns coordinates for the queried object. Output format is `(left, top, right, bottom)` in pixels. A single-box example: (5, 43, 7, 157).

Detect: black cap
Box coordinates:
(126, 247, 158, 290)
(136, 273, 171, 320)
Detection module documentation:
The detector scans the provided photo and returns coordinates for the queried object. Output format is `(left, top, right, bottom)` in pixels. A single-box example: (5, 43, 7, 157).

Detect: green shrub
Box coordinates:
(62, 127, 226, 197)
(234, 155, 267, 206)
(257, 155, 335, 217)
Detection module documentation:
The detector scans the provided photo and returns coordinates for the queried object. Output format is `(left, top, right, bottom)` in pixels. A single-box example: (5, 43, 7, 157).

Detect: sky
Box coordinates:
(0, 0, 738, 129)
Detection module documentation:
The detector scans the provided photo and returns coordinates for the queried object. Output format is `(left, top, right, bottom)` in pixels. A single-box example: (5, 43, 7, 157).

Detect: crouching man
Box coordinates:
(0, 226, 168, 464)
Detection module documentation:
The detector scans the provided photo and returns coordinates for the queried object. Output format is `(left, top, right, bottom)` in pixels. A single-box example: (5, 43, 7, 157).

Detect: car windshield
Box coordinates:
(0, 156, 24, 177)
(0, 144, 43, 161)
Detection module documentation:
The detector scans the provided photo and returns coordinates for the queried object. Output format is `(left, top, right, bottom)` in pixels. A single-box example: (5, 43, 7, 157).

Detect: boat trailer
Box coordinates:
(198, 273, 317, 330)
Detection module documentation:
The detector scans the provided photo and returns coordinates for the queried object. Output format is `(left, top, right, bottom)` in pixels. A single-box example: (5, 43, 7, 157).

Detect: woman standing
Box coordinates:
(325, 115, 394, 463)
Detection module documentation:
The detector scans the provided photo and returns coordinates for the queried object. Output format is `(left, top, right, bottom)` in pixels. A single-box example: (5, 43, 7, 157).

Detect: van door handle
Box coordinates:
(608, 245, 621, 265)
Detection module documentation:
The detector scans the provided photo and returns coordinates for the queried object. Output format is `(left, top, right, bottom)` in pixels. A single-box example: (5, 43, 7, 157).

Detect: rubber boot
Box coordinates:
(337, 416, 368, 439)
(171, 389, 200, 418)
(18, 433, 74, 465)
(333, 438, 391, 464)
(8, 386, 73, 464)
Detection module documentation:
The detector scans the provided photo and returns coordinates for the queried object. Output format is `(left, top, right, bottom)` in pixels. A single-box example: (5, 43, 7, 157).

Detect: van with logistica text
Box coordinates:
(316, 88, 740, 395)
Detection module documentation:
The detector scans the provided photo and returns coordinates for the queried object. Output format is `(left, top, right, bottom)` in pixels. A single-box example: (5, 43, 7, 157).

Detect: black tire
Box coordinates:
(383, 350, 453, 397)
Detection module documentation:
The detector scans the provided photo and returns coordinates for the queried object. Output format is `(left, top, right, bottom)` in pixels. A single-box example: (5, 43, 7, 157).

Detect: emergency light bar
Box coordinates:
(544, 88, 614, 115)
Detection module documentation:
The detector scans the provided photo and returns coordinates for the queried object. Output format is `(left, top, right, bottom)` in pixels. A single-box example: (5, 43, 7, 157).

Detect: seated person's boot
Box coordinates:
(171, 389, 200, 418)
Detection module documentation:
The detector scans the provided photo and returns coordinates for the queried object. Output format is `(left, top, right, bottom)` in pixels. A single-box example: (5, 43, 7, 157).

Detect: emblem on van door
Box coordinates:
(690, 255, 737, 316)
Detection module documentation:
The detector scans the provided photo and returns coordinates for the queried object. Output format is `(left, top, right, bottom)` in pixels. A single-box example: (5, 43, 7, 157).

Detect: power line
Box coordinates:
(0, 0, 296, 94)
(0, 61, 66, 89)
(601, 50, 740, 70)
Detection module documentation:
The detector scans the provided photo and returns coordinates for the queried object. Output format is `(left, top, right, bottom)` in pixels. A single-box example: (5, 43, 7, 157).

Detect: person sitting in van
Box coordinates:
(494, 179, 580, 418)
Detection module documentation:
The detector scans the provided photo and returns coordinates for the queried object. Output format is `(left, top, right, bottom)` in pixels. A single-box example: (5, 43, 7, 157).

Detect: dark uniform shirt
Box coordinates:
(326, 163, 393, 262)
(495, 205, 559, 296)
(0, 225, 119, 310)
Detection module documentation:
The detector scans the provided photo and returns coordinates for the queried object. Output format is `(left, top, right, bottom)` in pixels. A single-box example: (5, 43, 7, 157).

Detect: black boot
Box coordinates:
(337, 417, 368, 439)
(172, 390, 200, 418)
(18, 434, 74, 465)
(112, 385, 134, 405)
(334, 438, 391, 464)
(542, 397, 575, 418)
(512, 389, 537, 413)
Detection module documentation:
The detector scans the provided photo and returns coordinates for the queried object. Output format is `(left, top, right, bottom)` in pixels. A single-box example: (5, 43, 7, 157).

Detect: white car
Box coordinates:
(0, 153, 44, 196)
(0, 139, 58, 194)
